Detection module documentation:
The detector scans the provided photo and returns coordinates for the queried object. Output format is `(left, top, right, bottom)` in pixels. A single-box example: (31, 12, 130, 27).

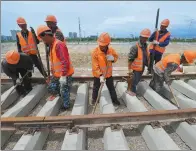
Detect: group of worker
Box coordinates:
(2, 16, 196, 110)
(127, 19, 196, 96)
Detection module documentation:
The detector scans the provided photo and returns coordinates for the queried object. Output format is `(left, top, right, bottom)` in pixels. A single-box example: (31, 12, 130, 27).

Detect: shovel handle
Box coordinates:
(168, 85, 180, 108)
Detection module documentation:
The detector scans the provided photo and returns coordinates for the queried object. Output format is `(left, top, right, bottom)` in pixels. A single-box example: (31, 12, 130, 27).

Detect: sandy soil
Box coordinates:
(1, 42, 196, 69)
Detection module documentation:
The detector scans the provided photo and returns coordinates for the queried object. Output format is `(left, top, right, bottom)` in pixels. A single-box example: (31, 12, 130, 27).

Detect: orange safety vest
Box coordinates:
(155, 54, 180, 73)
(17, 31, 37, 55)
(130, 42, 149, 71)
(50, 39, 74, 77)
(148, 32, 170, 53)
(56, 28, 67, 45)
(92, 47, 118, 78)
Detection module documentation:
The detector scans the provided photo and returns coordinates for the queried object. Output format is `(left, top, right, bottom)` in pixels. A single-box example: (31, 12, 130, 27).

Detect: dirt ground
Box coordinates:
(1, 42, 196, 68)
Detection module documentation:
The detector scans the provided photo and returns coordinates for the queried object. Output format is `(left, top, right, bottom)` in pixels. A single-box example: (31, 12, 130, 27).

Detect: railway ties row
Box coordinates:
(1, 79, 196, 150)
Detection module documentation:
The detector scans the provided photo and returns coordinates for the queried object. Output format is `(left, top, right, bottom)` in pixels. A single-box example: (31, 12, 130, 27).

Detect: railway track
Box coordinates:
(1, 70, 196, 150)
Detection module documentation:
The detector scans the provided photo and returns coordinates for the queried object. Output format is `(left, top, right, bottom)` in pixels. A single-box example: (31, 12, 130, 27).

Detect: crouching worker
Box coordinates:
(149, 50, 196, 92)
(91, 32, 120, 106)
(127, 29, 151, 96)
(1, 50, 33, 96)
(37, 25, 74, 110)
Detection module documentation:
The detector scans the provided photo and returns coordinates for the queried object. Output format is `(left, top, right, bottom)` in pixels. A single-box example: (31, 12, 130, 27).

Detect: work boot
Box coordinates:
(112, 100, 120, 106)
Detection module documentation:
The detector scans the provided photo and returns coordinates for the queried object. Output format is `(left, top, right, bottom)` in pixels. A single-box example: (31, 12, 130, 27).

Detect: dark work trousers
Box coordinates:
(13, 68, 32, 95)
(149, 71, 164, 93)
(148, 51, 163, 73)
(131, 70, 144, 93)
(29, 55, 47, 77)
(92, 76, 118, 103)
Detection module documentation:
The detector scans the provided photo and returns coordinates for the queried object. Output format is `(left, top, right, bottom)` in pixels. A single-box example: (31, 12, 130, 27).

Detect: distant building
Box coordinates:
(10, 30, 20, 41)
(89, 35, 98, 39)
(73, 32, 77, 38)
(69, 32, 77, 38)
(1, 35, 13, 41)
(69, 32, 73, 38)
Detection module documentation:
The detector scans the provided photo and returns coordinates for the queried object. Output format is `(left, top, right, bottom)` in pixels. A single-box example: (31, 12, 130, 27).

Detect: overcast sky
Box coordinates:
(1, 1, 196, 38)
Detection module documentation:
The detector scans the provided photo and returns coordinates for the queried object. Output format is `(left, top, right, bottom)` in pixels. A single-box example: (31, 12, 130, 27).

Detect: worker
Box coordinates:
(148, 19, 171, 74)
(37, 25, 74, 109)
(45, 15, 66, 44)
(127, 29, 151, 96)
(149, 50, 196, 92)
(91, 32, 120, 106)
(16, 17, 47, 77)
(1, 50, 33, 96)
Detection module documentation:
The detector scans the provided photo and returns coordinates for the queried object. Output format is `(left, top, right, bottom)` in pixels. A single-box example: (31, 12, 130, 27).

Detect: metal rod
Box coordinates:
(1, 73, 196, 84)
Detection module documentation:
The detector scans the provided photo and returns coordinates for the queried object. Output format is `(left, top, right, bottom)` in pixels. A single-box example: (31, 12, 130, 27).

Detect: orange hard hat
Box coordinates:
(161, 19, 170, 27)
(5, 50, 20, 64)
(16, 17, 26, 25)
(37, 25, 51, 37)
(97, 32, 111, 46)
(183, 50, 196, 64)
(140, 28, 151, 38)
(45, 15, 57, 23)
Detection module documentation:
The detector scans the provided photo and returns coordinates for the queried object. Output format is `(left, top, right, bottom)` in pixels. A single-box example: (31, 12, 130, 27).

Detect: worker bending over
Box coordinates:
(45, 15, 66, 44)
(37, 25, 74, 109)
(148, 19, 171, 74)
(1, 50, 33, 96)
(127, 29, 151, 95)
(91, 32, 120, 106)
(16, 17, 47, 77)
(150, 50, 196, 92)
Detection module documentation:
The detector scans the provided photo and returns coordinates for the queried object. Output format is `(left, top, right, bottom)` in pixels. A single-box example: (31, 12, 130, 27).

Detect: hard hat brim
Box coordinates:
(17, 23, 27, 25)
(98, 41, 109, 46)
(140, 35, 150, 38)
(45, 20, 57, 23)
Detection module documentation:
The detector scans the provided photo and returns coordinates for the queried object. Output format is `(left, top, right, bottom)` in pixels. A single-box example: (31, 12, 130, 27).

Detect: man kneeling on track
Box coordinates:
(37, 25, 74, 110)
(91, 32, 120, 106)
(149, 50, 196, 92)
(1, 50, 33, 96)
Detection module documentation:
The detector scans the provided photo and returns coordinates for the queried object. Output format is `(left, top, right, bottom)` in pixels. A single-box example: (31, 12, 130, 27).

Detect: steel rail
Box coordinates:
(1, 73, 196, 84)
(1, 108, 196, 131)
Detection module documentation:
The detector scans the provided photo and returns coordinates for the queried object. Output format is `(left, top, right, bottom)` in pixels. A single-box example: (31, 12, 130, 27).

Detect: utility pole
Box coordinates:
(78, 17, 82, 43)
(83, 30, 85, 38)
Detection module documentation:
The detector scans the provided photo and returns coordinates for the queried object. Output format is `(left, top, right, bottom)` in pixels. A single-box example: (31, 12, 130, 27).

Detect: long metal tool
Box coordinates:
(44, 44, 50, 81)
(92, 61, 110, 114)
(168, 85, 180, 108)
(148, 8, 160, 73)
(2, 108, 196, 131)
(7, 71, 30, 96)
(30, 27, 47, 80)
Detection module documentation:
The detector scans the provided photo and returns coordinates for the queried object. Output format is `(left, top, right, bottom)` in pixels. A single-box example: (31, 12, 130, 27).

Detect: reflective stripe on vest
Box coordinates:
(149, 32, 170, 53)
(156, 60, 165, 72)
(17, 31, 37, 55)
(92, 47, 115, 78)
(49, 39, 74, 77)
(155, 54, 180, 73)
(130, 42, 149, 71)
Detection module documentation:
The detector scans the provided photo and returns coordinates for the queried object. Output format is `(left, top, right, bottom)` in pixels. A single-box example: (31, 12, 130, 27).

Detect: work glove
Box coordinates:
(100, 75, 105, 83)
(152, 40, 159, 45)
(59, 76, 67, 85)
(16, 78, 21, 85)
(106, 55, 114, 61)
(177, 64, 184, 73)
